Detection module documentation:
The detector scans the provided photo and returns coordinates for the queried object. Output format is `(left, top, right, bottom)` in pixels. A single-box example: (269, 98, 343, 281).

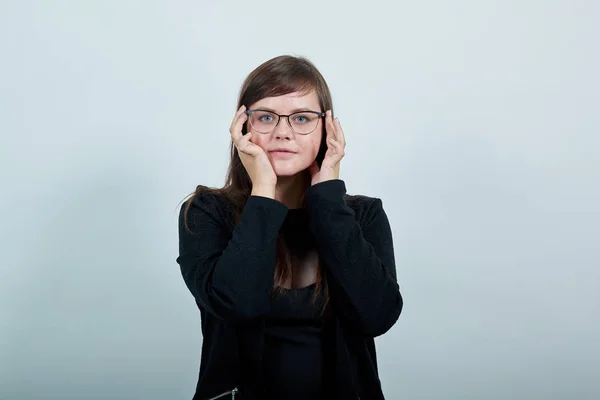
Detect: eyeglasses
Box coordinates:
(245, 109, 325, 135)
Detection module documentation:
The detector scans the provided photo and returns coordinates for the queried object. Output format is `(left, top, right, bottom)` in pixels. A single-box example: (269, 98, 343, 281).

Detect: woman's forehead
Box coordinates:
(252, 91, 319, 111)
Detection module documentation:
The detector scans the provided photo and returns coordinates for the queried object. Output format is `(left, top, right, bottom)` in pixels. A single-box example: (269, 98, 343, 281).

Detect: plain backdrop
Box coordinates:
(1, 1, 599, 399)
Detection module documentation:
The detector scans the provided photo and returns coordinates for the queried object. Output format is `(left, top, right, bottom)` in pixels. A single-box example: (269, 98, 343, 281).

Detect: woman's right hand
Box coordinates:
(230, 105, 278, 193)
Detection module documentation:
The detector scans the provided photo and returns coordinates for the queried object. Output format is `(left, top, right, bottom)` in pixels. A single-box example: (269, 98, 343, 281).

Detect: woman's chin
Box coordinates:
(275, 169, 300, 177)
(273, 164, 307, 178)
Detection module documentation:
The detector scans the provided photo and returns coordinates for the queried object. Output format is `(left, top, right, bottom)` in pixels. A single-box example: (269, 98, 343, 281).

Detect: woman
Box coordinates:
(176, 55, 403, 400)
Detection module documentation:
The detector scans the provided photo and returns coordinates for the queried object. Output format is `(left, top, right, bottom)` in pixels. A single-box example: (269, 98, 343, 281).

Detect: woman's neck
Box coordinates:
(275, 171, 310, 209)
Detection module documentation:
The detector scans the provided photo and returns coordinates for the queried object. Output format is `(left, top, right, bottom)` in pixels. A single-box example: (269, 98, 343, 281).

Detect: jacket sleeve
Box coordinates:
(176, 192, 289, 322)
(304, 179, 403, 337)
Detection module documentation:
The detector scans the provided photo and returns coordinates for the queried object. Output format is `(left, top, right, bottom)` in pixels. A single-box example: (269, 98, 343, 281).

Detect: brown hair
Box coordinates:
(183, 55, 333, 312)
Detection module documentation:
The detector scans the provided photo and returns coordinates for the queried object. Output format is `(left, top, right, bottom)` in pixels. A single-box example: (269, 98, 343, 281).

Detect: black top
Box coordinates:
(262, 208, 328, 399)
(176, 179, 403, 399)
(263, 284, 326, 399)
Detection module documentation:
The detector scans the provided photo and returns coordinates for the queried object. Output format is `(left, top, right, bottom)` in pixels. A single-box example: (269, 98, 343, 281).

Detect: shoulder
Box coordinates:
(343, 192, 385, 222)
(343, 193, 380, 209)
(179, 185, 237, 230)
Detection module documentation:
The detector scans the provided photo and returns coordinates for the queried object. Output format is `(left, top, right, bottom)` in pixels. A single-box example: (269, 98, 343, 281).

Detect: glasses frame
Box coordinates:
(245, 109, 326, 135)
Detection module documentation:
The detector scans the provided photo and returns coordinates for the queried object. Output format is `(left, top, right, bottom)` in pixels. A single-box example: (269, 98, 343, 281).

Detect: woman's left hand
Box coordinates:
(308, 110, 346, 186)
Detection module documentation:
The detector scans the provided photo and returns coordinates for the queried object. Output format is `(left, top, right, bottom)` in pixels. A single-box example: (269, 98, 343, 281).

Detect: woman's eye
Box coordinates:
(294, 115, 309, 123)
(259, 115, 274, 122)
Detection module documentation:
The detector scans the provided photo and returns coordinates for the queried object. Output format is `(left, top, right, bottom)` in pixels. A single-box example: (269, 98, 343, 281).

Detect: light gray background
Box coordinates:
(1, 1, 598, 399)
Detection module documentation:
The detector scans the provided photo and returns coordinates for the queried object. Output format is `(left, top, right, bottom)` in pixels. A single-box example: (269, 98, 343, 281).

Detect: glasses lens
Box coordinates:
(289, 112, 320, 134)
(249, 111, 278, 133)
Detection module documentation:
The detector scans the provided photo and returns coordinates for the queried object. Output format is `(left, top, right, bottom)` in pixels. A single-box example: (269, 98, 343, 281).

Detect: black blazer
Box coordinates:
(176, 179, 403, 399)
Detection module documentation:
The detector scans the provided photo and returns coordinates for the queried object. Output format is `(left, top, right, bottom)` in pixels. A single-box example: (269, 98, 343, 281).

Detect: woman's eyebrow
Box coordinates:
(252, 106, 319, 113)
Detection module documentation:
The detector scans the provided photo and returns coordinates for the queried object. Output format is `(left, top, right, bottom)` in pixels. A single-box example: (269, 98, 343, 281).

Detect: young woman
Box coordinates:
(177, 55, 403, 400)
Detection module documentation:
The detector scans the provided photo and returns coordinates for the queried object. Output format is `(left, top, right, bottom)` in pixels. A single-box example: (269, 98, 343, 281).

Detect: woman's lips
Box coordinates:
(270, 150, 296, 158)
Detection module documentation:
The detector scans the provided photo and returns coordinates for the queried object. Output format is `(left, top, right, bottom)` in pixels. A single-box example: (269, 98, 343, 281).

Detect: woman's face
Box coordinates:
(246, 90, 323, 177)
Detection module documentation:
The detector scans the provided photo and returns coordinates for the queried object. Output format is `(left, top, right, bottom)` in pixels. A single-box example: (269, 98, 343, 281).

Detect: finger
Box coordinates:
(325, 110, 337, 141)
(334, 117, 346, 148)
(327, 137, 345, 158)
(239, 132, 265, 159)
(238, 130, 252, 147)
(229, 105, 248, 143)
(237, 131, 258, 155)
(229, 105, 246, 132)
(327, 137, 340, 153)
(231, 108, 248, 142)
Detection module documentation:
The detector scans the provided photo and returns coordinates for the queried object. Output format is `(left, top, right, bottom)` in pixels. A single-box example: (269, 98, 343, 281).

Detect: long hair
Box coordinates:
(183, 55, 333, 312)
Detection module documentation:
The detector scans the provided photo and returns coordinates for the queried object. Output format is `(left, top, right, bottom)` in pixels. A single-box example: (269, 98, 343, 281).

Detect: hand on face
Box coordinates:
(308, 110, 346, 186)
(229, 105, 278, 189)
